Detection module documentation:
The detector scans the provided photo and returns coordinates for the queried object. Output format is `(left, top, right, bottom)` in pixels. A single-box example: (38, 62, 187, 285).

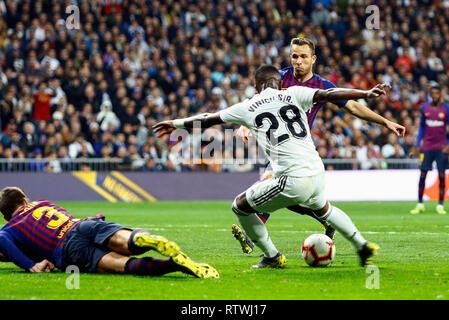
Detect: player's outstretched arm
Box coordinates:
(342, 100, 405, 137)
(0, 232, 37, 271)
(314, 84, 406, 137)
(152, 113, 224, 138)
(313, 83, 389, 103)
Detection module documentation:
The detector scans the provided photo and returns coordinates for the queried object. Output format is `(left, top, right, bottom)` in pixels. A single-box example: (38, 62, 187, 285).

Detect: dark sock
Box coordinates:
(125, 257, 179, 276)
(418, 171, 427, 203)
(439, 171, 445, 204)
(127, 229, 151, 255)
(256, 213, 270, 223)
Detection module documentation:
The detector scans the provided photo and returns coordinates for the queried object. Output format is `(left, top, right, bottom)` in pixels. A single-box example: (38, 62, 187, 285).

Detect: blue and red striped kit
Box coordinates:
(0, 200, 80, 270)
(279, 66, 347, 126)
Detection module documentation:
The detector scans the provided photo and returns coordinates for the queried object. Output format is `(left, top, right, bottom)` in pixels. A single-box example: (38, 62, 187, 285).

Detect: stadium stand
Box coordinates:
(0, 0, 447, 172)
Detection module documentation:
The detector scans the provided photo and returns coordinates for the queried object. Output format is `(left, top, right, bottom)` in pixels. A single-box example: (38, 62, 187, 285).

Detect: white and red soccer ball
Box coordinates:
(301, 234, 335, 267)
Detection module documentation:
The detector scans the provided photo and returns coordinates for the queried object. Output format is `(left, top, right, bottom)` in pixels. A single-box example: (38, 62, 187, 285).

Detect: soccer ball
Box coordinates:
(301, 234, 335, 267)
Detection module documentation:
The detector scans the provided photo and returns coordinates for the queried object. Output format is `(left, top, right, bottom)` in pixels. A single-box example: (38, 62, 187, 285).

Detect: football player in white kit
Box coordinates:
(153, 65, 405, 268)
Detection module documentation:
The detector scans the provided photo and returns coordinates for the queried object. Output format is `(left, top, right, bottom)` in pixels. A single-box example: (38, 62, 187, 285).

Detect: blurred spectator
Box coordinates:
(0, 0, 447, 173)
(33, 82, 52, 121)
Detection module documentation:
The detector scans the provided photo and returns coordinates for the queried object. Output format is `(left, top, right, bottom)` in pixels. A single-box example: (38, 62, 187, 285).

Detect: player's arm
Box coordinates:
(314, 84, 405, 137)
(0, 232, 53, 272)
(342, 100, 405, 137)
(152, 113, 224, 137)
(314, 83, 388, 104)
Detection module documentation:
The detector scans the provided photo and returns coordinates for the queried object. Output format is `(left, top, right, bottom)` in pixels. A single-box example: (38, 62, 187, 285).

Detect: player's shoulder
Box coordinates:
(279, 66, 293, 79)
(313, 74, 337, 89)
(421, 103, 431, 111)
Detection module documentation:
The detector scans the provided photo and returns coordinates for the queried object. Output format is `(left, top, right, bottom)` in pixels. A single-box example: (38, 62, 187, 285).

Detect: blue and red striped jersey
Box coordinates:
(0, 200, 80, 270)
(415, 102, 449, 150)
(279, 66, 347, 127)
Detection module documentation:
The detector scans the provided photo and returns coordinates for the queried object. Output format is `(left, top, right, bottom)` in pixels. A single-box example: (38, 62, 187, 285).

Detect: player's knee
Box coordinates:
(232, 197, 252, 216)
(232, 198, 247, 216)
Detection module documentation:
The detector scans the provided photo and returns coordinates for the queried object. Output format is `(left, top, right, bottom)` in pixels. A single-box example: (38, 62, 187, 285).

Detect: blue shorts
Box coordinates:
(420, 150, 448, 172)
(61, 219, 130, 273)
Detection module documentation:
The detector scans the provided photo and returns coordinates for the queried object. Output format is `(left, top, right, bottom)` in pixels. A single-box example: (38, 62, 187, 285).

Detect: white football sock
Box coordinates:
(321, 204, 366, 251)
(237, 213, 279, 258)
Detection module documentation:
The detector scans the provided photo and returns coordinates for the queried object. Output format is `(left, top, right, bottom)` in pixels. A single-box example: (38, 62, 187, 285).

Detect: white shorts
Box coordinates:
(246, 173, 326, 213)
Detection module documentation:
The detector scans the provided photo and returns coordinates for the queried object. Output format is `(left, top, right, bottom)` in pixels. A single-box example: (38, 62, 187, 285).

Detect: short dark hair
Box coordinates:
(290, 37, 316, 55)
(255, 65, 281, 91)
(255, 65, 280, 81)
(0, 187, 27, 221)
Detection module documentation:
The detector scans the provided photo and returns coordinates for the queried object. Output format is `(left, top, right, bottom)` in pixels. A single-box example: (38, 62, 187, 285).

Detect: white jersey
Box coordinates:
(219, 86, 324, 177)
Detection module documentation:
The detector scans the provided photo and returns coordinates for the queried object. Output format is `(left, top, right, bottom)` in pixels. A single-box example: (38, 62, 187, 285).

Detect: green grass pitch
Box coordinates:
(0, 201, 448, 300)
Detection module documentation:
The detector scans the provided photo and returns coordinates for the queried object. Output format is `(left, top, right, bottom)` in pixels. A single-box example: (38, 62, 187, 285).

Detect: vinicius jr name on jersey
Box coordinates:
(248, 94, 293, 112)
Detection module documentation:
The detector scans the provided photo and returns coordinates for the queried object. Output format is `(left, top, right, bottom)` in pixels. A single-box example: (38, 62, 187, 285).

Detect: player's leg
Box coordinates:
(435, 151, 447, 214)
(312, 202, 378, 266)
(233, 192, 279, 260)
(106, 228, 180, 257)
(232, 167, 272, 254)
(104, 226, 218, 278)
(233, 175, 320, 268)
(411, 151, 431, 214)
(233, 194, 286, 269)
(312, 202, 374, 266)
(97, 251, 219, 278)
(63, 221, 218, 278)
(436, 170, 446, 214)
(299, 173, 377, 266)
(232, 166, 335, 254)
(255, 166, 274, 224)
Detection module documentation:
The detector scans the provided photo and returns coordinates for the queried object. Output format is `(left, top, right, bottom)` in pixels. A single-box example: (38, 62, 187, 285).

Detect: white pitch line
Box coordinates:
(127, 226, 449, 236)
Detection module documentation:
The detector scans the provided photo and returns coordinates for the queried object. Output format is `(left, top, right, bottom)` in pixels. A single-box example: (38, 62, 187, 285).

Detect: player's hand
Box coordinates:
(29, 259, 55, 273)
(443, 145, 449, 155)
(235, 126, 252, 143)
(367, 83, 391, 98)
(152, 120, 176, 138)
(385, 120, 406, 137)
(261, 170, 273, 181)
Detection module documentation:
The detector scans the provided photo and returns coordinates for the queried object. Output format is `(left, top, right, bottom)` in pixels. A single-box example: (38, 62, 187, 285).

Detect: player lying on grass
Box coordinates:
(153, 64, 405, 268)
(0, 187, 218, 278)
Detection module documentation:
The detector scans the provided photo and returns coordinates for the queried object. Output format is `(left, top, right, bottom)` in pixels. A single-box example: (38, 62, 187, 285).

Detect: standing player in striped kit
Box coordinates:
(410, 85, 449, 215)
(232, 37, 403, 256)
(0, 187, 218, 278)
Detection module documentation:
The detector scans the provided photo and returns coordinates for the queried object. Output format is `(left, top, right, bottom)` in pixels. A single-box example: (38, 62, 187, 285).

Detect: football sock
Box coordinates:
(236, 213, 278, 258)
(125, 257, 179, 276)
(256, 213, 270, 223)
(127, 229, 151, 255)
(418, 171, 427, 203)
(321, 204, 366, 251)
(438, 171, 445, 204)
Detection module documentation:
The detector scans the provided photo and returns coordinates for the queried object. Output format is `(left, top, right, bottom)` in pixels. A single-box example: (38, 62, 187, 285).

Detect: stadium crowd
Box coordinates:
(0, 0, 448, 172)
